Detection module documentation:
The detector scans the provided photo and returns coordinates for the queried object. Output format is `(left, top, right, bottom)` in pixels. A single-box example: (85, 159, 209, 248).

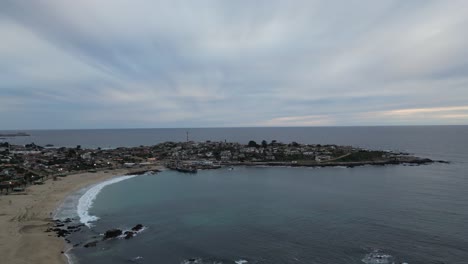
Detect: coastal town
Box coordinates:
(0, 140, 438, 193)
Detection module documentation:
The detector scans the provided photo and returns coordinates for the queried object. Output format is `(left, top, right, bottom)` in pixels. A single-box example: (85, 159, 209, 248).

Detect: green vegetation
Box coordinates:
(248, 140, 258, 148)
(333, 150, 386, 162)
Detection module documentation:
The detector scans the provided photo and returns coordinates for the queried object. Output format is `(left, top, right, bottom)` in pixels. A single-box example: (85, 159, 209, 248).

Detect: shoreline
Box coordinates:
(219, 157, 444, 168)
(0, 165, 163, 264)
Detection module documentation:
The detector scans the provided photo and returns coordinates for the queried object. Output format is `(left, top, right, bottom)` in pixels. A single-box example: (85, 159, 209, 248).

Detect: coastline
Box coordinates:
(0, 165, 163, 264)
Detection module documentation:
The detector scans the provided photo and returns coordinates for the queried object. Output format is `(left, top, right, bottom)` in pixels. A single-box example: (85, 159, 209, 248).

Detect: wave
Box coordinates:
(181, 258, 223, 264)
(77, 175, 138, 227)
(181, 258, 247, 264)
(362, 250, 395, 264)
(64, 247, 77, 264)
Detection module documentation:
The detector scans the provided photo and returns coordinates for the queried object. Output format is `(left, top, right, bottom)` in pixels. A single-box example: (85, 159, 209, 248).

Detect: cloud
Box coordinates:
(0, 0, 467, 129)
(259, 115, 334, 127)
(382, 106, 468, 116)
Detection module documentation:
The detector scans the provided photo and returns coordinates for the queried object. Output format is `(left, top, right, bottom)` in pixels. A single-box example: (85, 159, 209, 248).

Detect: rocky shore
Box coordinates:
(223, 157, 447, 168)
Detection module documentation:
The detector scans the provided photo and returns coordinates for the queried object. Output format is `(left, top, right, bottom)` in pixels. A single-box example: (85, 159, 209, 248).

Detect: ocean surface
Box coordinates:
(17, 126, 468, 264)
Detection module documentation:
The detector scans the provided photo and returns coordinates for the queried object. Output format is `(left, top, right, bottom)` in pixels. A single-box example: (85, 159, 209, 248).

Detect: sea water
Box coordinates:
(46, 127, 467, 264)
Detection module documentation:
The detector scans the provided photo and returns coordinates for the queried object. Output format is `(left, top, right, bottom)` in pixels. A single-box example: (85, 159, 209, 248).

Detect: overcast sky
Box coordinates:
(1, 0, 468, 129)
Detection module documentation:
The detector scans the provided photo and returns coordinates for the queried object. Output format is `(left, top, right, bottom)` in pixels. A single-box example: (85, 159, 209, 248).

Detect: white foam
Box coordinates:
(64, 251, 73, 264)
(77, 175, 137, 227)
(116, 226, 148, 239)
(362, 251, 395, 264)
(131, 256, 144, 262)
(235, 260, 248, 264)
(64, 247, 78, 264)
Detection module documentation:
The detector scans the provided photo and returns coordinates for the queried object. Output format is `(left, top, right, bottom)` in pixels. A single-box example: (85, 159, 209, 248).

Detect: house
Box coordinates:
(220, 150, 232, 161)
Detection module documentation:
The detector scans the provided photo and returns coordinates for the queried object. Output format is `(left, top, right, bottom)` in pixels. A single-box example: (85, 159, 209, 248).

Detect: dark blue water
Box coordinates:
(2, 126, 468, 161)
(42, 126, 467, 264)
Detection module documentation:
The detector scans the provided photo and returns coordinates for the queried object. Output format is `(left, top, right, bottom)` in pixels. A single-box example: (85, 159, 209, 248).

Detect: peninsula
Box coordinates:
(0, 140, 443, 189)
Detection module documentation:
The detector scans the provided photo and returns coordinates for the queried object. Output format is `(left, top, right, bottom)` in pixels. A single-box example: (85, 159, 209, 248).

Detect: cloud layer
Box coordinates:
(1, 0, 468, 129)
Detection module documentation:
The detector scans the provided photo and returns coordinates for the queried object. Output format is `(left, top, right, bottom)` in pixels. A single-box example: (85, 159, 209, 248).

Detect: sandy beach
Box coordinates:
(0, 166, 162, 264)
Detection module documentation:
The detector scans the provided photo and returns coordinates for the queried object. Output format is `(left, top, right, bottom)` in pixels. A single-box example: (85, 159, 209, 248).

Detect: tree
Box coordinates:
(66, 149, 76, 158)
(248, 140, 258, 148)
(261, 140, 268, 148)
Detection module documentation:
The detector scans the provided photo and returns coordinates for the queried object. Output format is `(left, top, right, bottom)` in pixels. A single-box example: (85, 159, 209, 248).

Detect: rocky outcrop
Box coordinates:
(46, 219, 84, 238)
(124, 231, 135, 239)
(56, 229, 71, 237)
(53, 223, 146, 249)
(103, 229, 123, 240)
(84, 241, 98, 248)
(131, 224, 144, 232)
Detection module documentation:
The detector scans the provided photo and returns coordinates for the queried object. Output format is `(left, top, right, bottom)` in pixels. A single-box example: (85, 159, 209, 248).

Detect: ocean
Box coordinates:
(7, 126, 467, 264)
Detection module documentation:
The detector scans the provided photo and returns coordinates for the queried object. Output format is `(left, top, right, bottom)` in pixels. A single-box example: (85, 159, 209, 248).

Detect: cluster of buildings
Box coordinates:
(150, 140, 357, 164)
(0, 139, 391, 191)
(0, 142, 159, 192)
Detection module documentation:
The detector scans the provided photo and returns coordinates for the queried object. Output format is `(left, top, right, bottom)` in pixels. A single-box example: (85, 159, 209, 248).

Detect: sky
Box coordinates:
(1, 0, 468, 129)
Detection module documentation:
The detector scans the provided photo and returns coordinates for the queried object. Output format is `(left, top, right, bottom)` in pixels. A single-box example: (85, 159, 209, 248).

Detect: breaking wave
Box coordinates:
(77, 175, 137, 227)
(362, 250, 396, 264)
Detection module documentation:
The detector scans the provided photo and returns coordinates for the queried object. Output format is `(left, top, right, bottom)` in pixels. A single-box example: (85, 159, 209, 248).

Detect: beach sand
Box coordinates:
(0, 166, 163, 264)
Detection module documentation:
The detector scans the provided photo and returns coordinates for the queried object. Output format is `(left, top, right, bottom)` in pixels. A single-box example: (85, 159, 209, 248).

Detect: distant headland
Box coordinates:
(0, 132, 30, 138)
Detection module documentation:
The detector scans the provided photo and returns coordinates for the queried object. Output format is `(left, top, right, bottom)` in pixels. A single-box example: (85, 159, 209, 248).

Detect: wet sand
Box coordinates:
(0, 166, 162, 264)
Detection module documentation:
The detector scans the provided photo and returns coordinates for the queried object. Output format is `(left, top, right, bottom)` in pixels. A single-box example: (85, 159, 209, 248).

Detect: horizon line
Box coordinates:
(1, 124, 468, 131)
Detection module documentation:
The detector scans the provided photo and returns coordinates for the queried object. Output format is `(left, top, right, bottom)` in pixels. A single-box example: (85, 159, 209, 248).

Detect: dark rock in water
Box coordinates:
(131, 224, 144, 231)
(64, 218, 72, 223)
(55, 223, 65, 227)
(124, 231, 135, 239)
(103, 229, 123, 240)
(66, 224, 83, 230)
(73, 243, 81, 247)
(84, 241, 98, 248)
(55, 229, 71, 237)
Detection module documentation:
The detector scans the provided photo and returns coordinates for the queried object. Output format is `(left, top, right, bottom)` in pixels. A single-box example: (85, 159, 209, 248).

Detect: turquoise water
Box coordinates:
(46, 126, 468, 264)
